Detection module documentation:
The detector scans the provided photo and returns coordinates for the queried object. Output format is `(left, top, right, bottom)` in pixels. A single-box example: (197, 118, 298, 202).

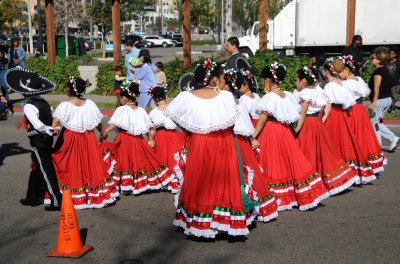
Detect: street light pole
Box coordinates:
(160, 0, 164, 34)
(27, 0, 34, 53)
(37, 0, 43, 54)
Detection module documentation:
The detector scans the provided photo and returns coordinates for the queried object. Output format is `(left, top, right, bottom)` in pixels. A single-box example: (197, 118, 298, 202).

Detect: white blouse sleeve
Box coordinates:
(109, 106, 153, 135)
(234, 103, 255, 137)
(165, 91, 238, 134)
(53, 100, 103, 133)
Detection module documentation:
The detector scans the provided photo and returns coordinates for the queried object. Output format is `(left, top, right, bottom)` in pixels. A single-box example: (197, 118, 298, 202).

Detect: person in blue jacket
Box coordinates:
(130, 49, 157, 109)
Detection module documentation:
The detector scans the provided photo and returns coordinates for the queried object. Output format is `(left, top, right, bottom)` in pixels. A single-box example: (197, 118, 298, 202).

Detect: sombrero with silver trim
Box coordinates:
(236, 58, 259, 92)
(5, 68, 56, 95)
(178, 72, 199, 92)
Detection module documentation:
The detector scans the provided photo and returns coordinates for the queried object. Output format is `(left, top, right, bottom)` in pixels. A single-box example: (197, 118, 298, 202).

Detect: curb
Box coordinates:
(11, 107, 400, 124)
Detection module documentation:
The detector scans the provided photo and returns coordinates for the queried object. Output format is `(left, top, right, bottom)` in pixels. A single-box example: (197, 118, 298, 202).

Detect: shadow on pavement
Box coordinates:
(0, 142, 30, 166)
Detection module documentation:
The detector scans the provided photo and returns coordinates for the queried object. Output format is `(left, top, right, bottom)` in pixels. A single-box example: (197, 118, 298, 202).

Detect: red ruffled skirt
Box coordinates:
(258, 121, 329, 211)
(324, 107, 376, 184)
(153, 129, 186, 193)
(236, 135, 278, 222)
(174, 129, 259, 238)
(52, 129, 119, 209)
(111, 131, 174, 194)
(349, 104, 385, 173)
(296, 116, 358, 195)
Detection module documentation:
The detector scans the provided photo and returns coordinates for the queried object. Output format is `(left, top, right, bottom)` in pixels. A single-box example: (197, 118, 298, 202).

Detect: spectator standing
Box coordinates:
(310, 50, 327, 87)
(386, 47, 400, 112)
(155, 62, 167, 85)
(114, 66, 126, 108)
(130, 49, 157, 109)
(124, 39, 140, 81)
(342, 35, 364, 76)
(368, 47, 399, 151)
(0, 51, 13, 114)
(8, 37, 26, 69)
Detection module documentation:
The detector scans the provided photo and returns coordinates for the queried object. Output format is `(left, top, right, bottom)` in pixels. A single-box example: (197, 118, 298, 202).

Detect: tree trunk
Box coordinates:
(346, 0, 356, 46)
(258, 0, 268, 52)
(45, 0, 56, 64)
(182, 0, 191, 69)
(64, 1, 69, 57)
(112, 0, 122, 67)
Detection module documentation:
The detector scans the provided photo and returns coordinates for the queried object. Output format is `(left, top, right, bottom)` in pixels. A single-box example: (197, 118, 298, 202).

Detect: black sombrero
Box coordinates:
(178, 72, 199, 92)
(236, 59, 259, 92)
(5, 68, 56, 95)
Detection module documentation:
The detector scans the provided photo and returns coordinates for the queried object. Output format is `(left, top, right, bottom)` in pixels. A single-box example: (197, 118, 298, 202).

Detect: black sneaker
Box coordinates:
(20, 199, 42, 207)
(44, 205, 61, 211)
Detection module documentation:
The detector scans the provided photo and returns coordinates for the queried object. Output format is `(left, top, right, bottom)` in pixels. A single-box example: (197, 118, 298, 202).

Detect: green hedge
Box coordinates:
(91, 51, 374, 97)
(91, 57, 205, 97)
(191, 39, 218, 46)
(27, 57, 80, 94)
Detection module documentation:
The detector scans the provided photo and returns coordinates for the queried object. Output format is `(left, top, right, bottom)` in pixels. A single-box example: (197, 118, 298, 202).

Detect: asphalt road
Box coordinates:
(0, 114, 399, 264)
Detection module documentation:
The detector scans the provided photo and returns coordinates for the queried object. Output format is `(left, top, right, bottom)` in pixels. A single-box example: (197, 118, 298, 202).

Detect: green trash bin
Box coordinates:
(73, 37, 80, 56)
(56, 36, 76, 58)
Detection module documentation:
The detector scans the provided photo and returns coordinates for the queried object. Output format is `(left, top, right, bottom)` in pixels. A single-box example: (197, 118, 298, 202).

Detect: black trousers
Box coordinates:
(24, 136, 62, 207)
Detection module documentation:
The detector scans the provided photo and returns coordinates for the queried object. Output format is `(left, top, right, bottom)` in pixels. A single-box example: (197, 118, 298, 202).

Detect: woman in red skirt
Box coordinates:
(52, 76, 119, 209)
(165, 58, 262, 238)
(252, 61, 329, 211)
(101, 81, 173, 195)
(148, 85, 186, 194)
(225, 69, 279, 222)
(337, 55, 385, 174)
(322, 58, 376, 184)
(293, 65, 358, 195)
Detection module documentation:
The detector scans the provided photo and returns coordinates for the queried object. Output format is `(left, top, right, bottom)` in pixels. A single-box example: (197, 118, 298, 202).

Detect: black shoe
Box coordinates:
(44, 205, 61, 211)
(20, 199, 42, 207)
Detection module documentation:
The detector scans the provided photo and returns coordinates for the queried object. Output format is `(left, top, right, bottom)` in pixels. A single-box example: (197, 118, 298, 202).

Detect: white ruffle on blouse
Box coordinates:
(324, 81, 355, 109)
(234, 103, 255, 137)
(294, 87, 329, 114)
(108, 105, 153, 136)
(342, 77, 371, 100)
(53, 99, 103, 133)
(258, 91, 301, 124)
(149, 107, 177, 130)
(164, 90, 238, 134)
(239, 93, 261, 119)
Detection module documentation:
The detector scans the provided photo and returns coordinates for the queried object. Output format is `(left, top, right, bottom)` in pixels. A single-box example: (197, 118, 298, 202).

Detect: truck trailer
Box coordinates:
(238, 0, 400, 56)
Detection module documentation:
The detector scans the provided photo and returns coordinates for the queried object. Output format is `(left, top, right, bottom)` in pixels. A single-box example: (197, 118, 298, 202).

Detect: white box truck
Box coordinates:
(238, 0, 400, 56)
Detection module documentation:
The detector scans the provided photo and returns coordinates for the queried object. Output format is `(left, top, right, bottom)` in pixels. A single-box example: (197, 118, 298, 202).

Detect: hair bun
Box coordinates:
(194, 66, 206, 84)
(333, 60, 345, 73)
(276, 66, 287, 81)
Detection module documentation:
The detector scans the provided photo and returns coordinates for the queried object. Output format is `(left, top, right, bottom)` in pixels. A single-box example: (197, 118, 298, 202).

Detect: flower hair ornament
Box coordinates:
(338, 55, 355, 70)
(224, 68, 238, 89)
(269, 60, 286, 84)
(301, 65, 317, 83)
(240, 68, 256, 86)
(147, 82, 169, 96)
(120, 80, 139, 98)
(68, 75, 91, 96)
(324, 57, 337, 71)
(199, 58, 218, 86)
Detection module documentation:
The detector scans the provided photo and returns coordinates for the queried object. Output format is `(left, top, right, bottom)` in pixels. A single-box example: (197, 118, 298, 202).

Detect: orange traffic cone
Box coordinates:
(47, 190, 93, 258)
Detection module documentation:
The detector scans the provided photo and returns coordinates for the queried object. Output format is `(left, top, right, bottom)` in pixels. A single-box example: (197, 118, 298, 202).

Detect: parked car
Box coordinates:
(143, 36, 174, 47)
(163, 33, 183, 46)
(83, 36, 94, 50)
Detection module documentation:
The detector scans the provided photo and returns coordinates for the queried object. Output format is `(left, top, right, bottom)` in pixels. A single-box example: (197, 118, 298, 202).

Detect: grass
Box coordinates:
(384, 110, 400, 120)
